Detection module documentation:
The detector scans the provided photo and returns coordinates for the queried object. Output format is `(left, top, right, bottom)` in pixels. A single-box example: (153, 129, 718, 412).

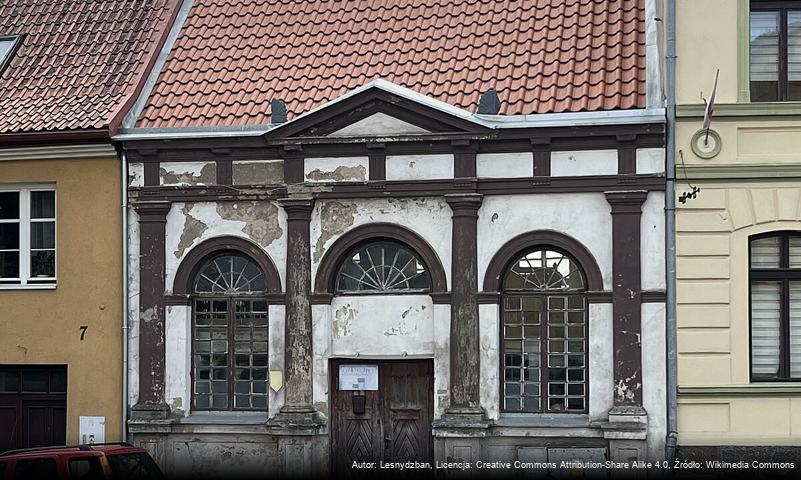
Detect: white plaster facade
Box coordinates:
(385, 154, 454, 180)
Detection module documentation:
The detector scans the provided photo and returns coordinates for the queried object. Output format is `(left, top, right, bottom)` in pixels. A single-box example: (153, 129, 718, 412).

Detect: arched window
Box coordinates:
(501, 248, 587, 414)
(192, 253, 269, 411)
(750, 232, 801, 381)
(335, 240, 431, 293)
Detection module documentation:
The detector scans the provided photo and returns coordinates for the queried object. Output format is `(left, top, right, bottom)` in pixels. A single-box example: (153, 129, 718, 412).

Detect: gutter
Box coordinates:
(665, 0, 679, 462)
(120, 147, 129, 442)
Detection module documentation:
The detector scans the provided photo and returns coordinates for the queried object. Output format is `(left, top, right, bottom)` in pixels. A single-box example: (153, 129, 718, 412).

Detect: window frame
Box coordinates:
(499, 247, 589, 415)
(749, 1, 801, 101)
(749, 231, 801, 382)
(189, 253, 269, 412)
(0, 35, 22, 76)
(333, 239, 433, 295)
(0, 184, 57, 288)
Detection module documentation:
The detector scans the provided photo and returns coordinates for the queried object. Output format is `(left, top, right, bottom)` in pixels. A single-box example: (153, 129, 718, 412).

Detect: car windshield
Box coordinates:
(106, 452, 164, 480)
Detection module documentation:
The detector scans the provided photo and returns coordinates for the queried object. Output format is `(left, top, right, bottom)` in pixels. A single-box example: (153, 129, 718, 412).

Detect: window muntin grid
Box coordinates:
(194, 254, 267, 294)
(502, 248, 587, 414)
(192, 253, 268, 411)
(336, 241, 431, 293)
(0, 187, 56, 286)
(504, 249, 585, 291)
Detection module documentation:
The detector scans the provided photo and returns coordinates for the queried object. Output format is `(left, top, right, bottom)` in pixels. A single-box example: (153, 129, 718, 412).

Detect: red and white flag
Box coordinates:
(703, 69, 720, 131)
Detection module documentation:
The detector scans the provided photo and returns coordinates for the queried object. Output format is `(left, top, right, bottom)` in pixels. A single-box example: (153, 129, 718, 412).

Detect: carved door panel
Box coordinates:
(330, 360, 433, 476)
(382, 361, 433, 464)
(331, 361, 383, 476)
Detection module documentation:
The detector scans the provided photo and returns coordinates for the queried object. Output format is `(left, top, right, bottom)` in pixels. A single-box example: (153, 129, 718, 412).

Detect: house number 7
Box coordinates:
(79, 326, 88, 341)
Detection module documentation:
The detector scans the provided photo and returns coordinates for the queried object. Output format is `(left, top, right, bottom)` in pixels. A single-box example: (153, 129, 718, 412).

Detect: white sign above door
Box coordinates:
(339, 364, 379, 391)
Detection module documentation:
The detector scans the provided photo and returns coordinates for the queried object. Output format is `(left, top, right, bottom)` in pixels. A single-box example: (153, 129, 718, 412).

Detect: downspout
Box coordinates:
(120, 146, 129, 442)
(664, 0, 679, 462)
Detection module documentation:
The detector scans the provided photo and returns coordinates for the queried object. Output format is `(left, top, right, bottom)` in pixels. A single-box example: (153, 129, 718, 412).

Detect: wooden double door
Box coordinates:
(330, 359, 433, 474)
(0, 365, 67, 452)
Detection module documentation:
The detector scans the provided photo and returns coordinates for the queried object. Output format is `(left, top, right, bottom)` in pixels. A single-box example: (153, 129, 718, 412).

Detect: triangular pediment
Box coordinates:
(328, 112, 431, 137)
(264, 80, 490, 139)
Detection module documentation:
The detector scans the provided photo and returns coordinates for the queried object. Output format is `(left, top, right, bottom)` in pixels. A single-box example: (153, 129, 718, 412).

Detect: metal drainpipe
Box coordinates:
(665, 0, 679, 462)
(120, 146, 129, 442)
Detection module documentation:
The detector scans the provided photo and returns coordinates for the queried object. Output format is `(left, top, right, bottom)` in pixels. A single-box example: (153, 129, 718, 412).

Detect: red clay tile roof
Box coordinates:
(137, 0, 646, 129)
(0, 0, 179, 136)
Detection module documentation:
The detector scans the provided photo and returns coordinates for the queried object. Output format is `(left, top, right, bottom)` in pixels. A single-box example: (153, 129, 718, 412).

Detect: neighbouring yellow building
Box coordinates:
(0, 0, 177, 450)
(676, 0, 801, 458)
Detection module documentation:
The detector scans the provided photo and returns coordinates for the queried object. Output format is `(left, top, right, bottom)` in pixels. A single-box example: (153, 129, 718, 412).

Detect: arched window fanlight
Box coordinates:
(504, 249, 586, 291)
(194, 254, 267, 295)
(336, 241, 431, 293)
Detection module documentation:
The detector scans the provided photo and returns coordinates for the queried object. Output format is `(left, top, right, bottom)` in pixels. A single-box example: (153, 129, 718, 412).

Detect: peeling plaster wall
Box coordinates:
(159, 162, 216, 186)
(304, 156, 368, 183)
(311, 300, 449, 418)
(477, 193, 613, 290)
(329, 112, 429, 137)
(311, 304, 332, 417)
(432, 304, 450, 418)
(479, 304, 500, 420)
(268, 305, 286, 417)
(164, 201, 287, 292)
(641, 302, 666, 460)
(385, 154, 454, 180)
(588, 303, 614, 420)
(636, 148, 664, 174)
(476, 152, 533, 178)
(329, 295, 434, 356)
(232, 160, 284, 185)
(129, 163, 144, 187)
(310, 197, 452, 290)
(128, 208, 140, 406)
(641, 191, 666, 290)
(165, 305, 191, 415)
(550, 150, 618, 177)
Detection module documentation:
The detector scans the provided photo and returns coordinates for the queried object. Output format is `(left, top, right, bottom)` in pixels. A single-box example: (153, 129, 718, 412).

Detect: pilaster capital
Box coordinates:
(134, 201, 171, 223)
(445, 193, 483, 217)
(605, 190, 648, 214)
(278, 197, 315, 221)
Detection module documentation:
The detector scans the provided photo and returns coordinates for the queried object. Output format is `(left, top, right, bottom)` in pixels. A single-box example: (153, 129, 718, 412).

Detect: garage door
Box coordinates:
(0, 365, 67, 452)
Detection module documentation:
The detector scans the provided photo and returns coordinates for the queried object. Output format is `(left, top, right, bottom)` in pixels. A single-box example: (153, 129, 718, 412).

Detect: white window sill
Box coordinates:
(496, 413, 591, 428)
(0, 284, 56, 290)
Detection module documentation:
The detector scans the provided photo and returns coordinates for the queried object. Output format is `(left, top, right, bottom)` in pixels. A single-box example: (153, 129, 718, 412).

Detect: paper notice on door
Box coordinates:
(339, 364, 379, 391)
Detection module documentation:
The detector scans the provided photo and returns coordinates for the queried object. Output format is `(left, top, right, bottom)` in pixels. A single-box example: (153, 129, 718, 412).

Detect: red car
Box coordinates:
(0, 443, 164, 479)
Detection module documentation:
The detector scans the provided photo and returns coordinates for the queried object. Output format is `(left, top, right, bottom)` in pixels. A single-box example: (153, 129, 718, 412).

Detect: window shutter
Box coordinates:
(750, 12, 780, 82)
(751, 281, 781, 377)
(789, 12, 801, 100)
(791, 282, 801, 377)
(751, 236, 781, 268)
(750, 11, 781, 101)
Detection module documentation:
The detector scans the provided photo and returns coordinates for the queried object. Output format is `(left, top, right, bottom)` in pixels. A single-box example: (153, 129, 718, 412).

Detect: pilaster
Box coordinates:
(131, 200, 172, 420)
(267, 197, 325, 435)
(605, 190, 648, 408)
(434, 194, 490, 456)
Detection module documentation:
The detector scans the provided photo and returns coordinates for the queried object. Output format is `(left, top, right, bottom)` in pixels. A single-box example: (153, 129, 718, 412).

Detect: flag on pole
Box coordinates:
(702, 69, 720, 132)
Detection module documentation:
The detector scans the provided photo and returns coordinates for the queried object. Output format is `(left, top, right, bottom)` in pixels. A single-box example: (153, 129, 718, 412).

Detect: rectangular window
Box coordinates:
(750, 2, 801, 101)
(0, 36, 21, 75)
(0, 186, 56, 286)
(750, 232, 801, 381)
